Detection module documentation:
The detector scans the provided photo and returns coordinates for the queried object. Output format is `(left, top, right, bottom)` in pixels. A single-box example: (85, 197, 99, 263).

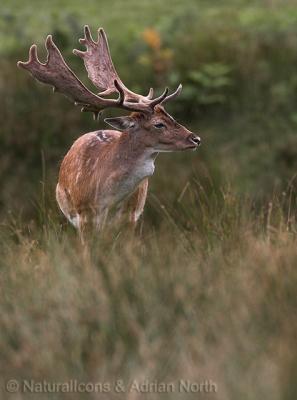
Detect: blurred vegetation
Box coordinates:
(1, 0, 297, 399)
(1, 0, 297, 217)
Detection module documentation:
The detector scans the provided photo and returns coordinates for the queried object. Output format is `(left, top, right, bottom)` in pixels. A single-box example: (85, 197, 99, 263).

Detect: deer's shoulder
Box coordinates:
(61, 130, 123, 173)
(65, 130, 123, 159)
(74, 130, 123, 149)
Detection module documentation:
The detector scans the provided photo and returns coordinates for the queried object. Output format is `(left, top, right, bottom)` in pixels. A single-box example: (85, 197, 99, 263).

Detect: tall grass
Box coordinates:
(0, 180, 296, 399)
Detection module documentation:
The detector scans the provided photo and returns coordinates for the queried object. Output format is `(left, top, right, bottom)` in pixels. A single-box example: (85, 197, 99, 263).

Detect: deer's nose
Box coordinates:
(188, 134, 201, 146)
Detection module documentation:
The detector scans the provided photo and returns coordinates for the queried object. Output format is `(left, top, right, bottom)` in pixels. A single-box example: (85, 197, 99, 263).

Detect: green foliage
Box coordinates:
(179, 63, 233, 106)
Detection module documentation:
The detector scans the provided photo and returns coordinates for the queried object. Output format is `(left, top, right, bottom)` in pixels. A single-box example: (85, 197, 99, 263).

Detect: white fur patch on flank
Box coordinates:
(75, 172, 82, 184)
(95, 131, 112, 142)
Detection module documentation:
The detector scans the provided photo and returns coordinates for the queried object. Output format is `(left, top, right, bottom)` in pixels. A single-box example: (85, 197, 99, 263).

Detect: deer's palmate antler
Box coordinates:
(18, 26, 200, 242)
(18, 25, 181, 119)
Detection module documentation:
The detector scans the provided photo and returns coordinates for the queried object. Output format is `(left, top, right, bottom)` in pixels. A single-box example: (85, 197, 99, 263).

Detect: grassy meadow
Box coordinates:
(1, 0, 297, 399)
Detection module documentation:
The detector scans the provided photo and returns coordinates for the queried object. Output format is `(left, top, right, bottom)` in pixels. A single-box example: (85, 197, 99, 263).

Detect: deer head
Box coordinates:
(17, 26, 201, 152)
(104, 106, 200, 152)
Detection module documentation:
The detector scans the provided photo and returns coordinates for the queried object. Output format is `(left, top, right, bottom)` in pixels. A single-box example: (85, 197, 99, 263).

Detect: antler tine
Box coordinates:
(113, 79, 151, 113)
(149, 87, 169, 107)
(114, 79, 125, 106)
(84, 25, 95, 44)
(161, 84, 183, 105)
(78, 25, 96, 46)
(17, 44, 39, 69)
(146, 88, 154, 99)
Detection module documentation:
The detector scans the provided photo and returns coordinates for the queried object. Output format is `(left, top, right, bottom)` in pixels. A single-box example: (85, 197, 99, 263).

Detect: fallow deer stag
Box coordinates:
(17, 26, 201, 241)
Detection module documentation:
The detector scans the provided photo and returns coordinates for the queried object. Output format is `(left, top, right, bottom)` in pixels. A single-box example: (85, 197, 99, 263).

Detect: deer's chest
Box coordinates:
(112, 158, 155, 204)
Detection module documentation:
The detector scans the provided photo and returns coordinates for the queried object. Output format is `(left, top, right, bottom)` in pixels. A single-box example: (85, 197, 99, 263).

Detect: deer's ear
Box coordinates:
(104, 116, 136, 131)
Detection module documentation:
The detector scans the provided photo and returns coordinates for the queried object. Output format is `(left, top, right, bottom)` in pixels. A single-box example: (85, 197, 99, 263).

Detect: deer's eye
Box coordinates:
(154, 123, 166, 129)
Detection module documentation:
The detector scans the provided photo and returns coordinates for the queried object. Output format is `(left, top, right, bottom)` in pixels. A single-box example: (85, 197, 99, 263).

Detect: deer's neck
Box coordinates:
(117, 132, 157, 177)
(117, 131, 155, 159)
(106, 132, 156, 204)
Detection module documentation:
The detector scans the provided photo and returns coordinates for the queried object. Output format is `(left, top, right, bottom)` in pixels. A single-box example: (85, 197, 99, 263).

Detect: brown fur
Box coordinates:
(56, 107, 200, 241)
(18, 26, 200, 242)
